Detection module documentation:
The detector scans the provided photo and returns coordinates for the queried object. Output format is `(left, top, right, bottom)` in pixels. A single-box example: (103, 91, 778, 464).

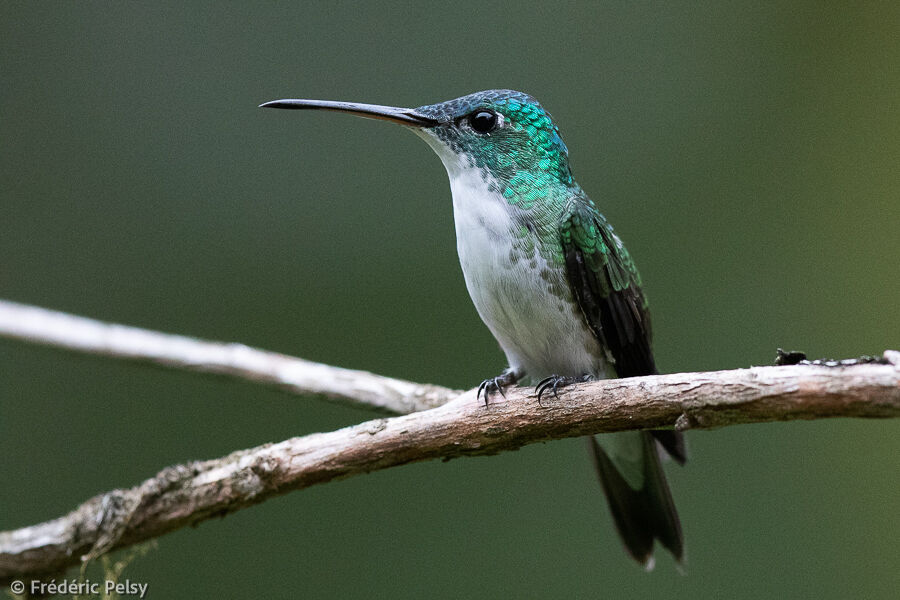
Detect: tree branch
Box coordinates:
(2, 350, 898, 583)
(0, 300, 457, 414)
(1, 299, 898, 584)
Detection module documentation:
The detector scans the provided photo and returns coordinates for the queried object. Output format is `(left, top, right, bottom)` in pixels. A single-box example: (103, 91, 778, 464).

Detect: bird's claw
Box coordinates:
(477, 377, 505, 406)
(477, 370, 518, 406)
(535, 374, 592, 406)
(535, 375, 563, 405)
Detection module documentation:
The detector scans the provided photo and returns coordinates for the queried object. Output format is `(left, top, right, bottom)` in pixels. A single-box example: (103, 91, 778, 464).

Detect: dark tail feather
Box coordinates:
(588, 432, 684, 567)
(650, 429, 687, 465)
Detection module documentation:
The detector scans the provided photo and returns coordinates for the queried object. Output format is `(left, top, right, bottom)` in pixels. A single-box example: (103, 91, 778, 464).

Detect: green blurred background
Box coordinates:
(2, 2, 898, 598)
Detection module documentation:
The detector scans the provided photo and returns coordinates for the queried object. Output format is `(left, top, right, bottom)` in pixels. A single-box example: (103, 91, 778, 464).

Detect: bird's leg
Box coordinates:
(477, 368, 521, 406)
(535, 374, 594, 406)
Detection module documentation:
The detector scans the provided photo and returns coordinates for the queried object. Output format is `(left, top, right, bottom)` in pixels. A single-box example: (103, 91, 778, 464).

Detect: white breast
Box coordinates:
(446, 170, 610, 381)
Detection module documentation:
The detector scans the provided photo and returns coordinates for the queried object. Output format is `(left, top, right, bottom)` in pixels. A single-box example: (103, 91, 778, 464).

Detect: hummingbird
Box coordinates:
(260, 90, 686, 567)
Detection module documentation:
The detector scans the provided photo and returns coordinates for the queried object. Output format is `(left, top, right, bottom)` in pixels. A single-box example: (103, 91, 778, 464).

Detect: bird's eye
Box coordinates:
(467, 110, 499, 134)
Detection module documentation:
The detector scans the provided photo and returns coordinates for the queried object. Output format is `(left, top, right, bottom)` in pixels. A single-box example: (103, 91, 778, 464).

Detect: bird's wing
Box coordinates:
(559, 195, 656, 379)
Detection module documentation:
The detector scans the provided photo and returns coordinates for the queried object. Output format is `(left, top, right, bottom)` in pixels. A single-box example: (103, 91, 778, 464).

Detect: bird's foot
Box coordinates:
(535, 374, 593, 406)
(477, 369, 520, 406)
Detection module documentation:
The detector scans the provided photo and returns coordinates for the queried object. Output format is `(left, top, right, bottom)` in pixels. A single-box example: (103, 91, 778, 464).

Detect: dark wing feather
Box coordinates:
(559, 196, 656, 378)
(560, 195, 686, 564)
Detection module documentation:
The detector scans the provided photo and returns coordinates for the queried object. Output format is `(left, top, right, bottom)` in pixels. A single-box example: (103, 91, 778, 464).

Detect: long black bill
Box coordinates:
(259, 99, 438, 128)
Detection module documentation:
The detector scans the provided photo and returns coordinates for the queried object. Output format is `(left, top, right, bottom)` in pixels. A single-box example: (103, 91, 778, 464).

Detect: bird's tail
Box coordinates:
(588, 431, 685, 568)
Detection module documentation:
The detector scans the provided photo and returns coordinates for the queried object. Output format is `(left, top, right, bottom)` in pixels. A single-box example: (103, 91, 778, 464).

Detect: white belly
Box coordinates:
(448, 171, 611, 381)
